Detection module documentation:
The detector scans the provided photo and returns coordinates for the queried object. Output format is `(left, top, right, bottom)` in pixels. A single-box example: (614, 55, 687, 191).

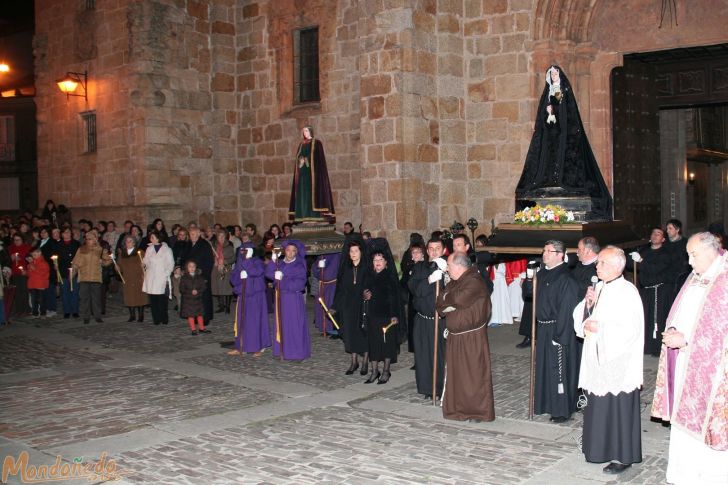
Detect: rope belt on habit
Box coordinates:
(645, 283, 664, 338)
(538, 319, 556, 324)
(444, 323, 486, 338)
(320, 278, 337, 285)
(417, 312, 435, 320)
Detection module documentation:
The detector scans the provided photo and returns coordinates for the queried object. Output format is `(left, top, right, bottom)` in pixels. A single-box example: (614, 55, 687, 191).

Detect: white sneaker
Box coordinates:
(46, 311, 57, 317)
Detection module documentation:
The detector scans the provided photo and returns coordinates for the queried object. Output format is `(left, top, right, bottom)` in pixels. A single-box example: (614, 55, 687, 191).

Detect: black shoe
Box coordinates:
(410, 364, 416, 370)
(72, 313, 80, 318)
(549, 416, 569, 423)
(127, 309, 135, 322)
(191, 330, 198, 336)
(603, 463, 631, 474)
(64, 313, 70, 319)
(83, 319, 90, 324)
(327, 334, 340, 340)
(137, 307, 144, 322)
(199, 329, 211, 334)
(360, 362, 369, 376)
(516, 336, 531, 349)
(95, 318, 103, 323)
(345, 362, 359, 375)
(364, 370, 380, 384)
(154, 322, 160, 325)
(162, 321, 168, 325)
(377, 371, 391, 385)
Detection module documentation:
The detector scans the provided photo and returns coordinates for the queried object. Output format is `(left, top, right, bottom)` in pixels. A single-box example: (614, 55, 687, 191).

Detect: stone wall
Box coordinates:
(34, 0, 728, 252)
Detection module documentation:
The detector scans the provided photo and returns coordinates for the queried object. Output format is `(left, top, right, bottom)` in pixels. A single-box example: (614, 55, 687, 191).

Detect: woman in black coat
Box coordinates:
(332, 237, 369, 376)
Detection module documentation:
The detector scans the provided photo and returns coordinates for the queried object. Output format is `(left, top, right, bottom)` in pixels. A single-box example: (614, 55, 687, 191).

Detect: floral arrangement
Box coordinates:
(514, 204, 575, 225)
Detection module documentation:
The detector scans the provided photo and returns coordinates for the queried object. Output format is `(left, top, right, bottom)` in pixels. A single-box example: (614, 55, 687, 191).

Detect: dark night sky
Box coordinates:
(0, 1, 35, 91)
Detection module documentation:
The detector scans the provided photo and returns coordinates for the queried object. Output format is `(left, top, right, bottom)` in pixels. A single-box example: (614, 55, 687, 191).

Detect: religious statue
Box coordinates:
(516, 66, 612, 221)
(288, 126, 335, 223)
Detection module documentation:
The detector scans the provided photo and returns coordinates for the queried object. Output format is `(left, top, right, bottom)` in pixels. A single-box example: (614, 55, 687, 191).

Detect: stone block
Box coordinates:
(361, 74, 392, 97)
(467, 144, 497, 161)
(188, 1, 208, 20)
(485, 53, 518, 75)
(264, 123, 282, 141)
(438, 54, 464, 77)
(484, 0, 508, 14)
(439, 96, 461, 119)
(266, 158, 285, 175)
(474, 36, 501, 55)
(256, 142, 274, 157)
(429, 120, 440, 143)
(368, 96, 385, 119)
(496, 74, 529, 99)
(212, 73, 235, 92)
(413, 10, 435, 32)
(417, 51, 437, 75)
(212, 21, 235, 35)
(375, 119, 395, 144)
(242, 3, 259, 18)
(490, 15, 513, 34)
(237, 74, 255, 91)
(441, 162, 467, 181)
(383, 143, 404, 162)
(439, 120, 466, 144)
(492, 101, 519, 121)
(418, 144, 438, 163)
(438, 14, 460, 33)
(502, 33, 527, 52)
(468, 162, 481, 178)
(396, 200, 426, 229)
(467, 79, 494, 102)
(464, 19, 489, 36)
(515, 12, 531, 31)
(243, 159, 262, 174)
(367, 145, 383, 164)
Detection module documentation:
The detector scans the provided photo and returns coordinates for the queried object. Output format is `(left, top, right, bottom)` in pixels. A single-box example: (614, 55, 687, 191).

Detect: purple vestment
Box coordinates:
(265, 240, 311, 361)
(313, 252, 341, 334)
(230, 246, 271, 353)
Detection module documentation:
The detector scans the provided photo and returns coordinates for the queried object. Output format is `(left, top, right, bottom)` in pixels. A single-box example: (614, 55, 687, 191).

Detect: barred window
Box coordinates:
(293, 27, 320, 104)
(85, 0, 95, 10)
(0, 115, 15, 161)
(80, 111, 96, 153)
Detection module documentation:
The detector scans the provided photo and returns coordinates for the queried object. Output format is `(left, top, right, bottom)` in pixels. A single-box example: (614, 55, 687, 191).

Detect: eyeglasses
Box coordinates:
(542, 250, 562, 254)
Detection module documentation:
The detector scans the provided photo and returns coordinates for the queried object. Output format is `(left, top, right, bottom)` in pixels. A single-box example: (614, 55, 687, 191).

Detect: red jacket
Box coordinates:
(27, 257, 50, 290)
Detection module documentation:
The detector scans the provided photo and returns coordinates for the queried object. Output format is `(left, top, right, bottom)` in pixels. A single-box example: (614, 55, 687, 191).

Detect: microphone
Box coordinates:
(590, 275, 598, 288)
(586, 275, 599, 318)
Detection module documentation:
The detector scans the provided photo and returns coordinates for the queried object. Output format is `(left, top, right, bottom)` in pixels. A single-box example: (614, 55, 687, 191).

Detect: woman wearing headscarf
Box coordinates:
(265, 239, 311, 361)
(332, 236, 369, 375)
(361, 238, 404, 384)
(229, 242, 270, 356)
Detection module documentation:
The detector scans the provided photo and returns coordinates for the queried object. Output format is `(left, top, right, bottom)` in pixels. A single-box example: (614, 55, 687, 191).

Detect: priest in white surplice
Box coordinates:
(573, 246, 644, 475)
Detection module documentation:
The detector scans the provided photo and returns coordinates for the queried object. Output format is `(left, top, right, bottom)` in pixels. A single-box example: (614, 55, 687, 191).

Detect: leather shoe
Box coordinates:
(360, 362, 369, 376)
(516, 337, 531, 349)
(549, 416, 568, 423)
(603, 462, 631, 474)
(345, 362, 359, 375)
(364, 370, 380, 384)
(377, 371, 391, 385)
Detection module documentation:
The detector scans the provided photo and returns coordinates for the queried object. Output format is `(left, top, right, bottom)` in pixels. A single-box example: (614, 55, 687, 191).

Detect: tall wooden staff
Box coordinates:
(432, 281, 440, 405)
(319, 262, 326, 337)
(633, 260, 638, 286)
(274, 250, 284, 361)
(529, 271, 538, 421)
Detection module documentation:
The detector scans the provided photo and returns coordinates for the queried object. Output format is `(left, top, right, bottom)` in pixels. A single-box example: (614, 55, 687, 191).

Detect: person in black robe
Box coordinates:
(523, 240, 580, 422)
(632, 228, 672, 356)
(400, 239, 425, 355)
(361, 238, 404, 385)
(664, 218, 689, 305)
(332, 236, 370, 376)
(572, 237, 599, 299)
(516, 66, 612, 221)
(184, 226, 214, 325)
(407, 237, 447, 399)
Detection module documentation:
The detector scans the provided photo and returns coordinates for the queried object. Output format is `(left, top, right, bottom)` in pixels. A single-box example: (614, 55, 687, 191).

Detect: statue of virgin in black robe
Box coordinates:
(516, 66, 612, 220)
(288, 126, 336, 223)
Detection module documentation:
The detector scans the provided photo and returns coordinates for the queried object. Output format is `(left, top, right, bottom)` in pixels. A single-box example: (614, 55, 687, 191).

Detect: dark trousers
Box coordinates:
(79, 282, 102, 320)
(10, 274, 30, 316)
(43, 281, 57, 312)
(149, 294, 168, 324)
(30, 289, 46, 315)
(60, 277, 80, 315)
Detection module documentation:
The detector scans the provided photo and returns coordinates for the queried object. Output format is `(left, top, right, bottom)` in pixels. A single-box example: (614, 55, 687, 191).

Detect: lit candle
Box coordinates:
(68, 267, 74, 291)
(51, 255, 62, 283)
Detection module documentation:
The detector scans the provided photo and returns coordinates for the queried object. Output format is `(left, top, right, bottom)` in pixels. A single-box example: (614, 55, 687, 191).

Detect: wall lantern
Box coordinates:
(0, 63, 9, 73)
(688, 172, 695, 186)
(56, 71, 87, 100)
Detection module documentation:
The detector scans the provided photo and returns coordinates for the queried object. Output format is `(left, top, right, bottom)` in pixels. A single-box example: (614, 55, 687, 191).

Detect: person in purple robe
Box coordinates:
(228, 243, 271, 356)
(288, 126, 336, 222)
(265, 239, 311, 361)
(313, 252, 341, 338)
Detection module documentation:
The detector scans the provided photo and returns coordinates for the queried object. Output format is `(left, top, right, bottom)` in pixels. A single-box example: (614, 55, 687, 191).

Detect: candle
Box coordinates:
(51, 255, 62, 283)
(68, 267, 74, 291)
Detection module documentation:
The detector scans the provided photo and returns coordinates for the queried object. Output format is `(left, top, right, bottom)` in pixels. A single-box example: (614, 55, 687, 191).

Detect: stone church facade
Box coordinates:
(34, 0, 728, 249)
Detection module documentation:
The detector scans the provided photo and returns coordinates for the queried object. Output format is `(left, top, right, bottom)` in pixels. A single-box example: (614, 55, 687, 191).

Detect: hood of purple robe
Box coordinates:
(281, 239, 306, 260)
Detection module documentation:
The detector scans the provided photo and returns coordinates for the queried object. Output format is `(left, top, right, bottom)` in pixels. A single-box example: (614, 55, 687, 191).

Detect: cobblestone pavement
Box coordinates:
(0, 335, 111, 373)
(0, 293, 670, 484)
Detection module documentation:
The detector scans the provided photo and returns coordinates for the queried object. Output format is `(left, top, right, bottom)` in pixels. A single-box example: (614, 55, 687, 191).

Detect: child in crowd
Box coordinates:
(27, 248, 50, 317)
(179, 260, 210, 336)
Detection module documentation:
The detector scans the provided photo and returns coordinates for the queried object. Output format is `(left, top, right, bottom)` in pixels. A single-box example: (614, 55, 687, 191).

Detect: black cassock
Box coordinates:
(665, 237, 689, 305)
(524, 263, 580, 419)
(571, 261, 597, 300)
(408, 261, 446, 397)
(638, 246, 672, 355)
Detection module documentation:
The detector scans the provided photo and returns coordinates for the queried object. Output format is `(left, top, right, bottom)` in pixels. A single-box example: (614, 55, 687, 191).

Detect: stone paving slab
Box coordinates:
(188, 328, 415, 392)
(0, 366, 281, 448)
(111, 405, 577, 484)
(374, 354, 659, 430)
(0, 335, 111, 374)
